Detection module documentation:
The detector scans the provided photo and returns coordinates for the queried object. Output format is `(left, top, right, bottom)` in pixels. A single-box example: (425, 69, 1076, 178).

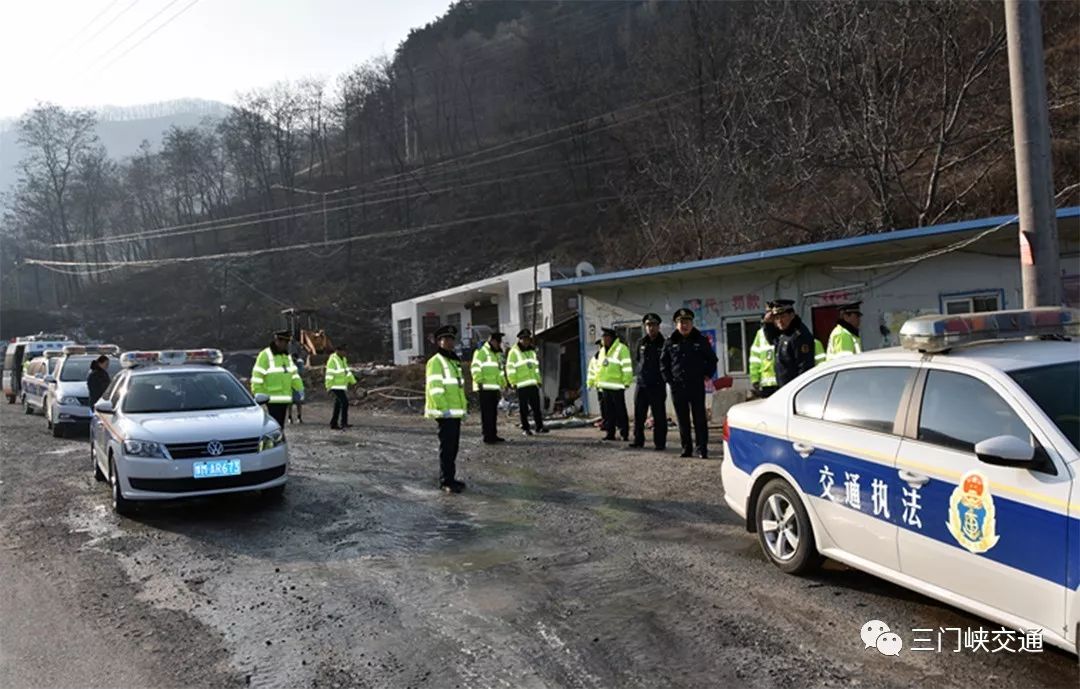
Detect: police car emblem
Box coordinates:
(946, 470, 1000, 554)
(206, 440, 225, 457)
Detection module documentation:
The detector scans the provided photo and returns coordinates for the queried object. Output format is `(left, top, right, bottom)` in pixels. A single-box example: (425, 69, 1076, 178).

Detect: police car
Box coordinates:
(90, 349, 288, 515)
(721, 308, 1080, 654)
(44, 345, 121, 437)
(3, 333, 74, 403)
(20, 350, 65, 415)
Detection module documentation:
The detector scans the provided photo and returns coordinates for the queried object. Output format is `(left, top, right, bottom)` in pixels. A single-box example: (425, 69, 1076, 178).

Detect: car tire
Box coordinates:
(110, 457, 135, 516)
(92, 441, 106, 482)
(52, 421, 65, 438)
(754, 478, 822, 575)
(23, 397, 33, 415)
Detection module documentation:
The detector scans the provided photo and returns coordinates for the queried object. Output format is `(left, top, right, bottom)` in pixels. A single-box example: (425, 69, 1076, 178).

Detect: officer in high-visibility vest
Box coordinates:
(826, 301, 864, 361)
(586, 338, 608, 436)
(748, 301, 778, 398)
(324, 344, 357, 430)
(251, 330, 304, 431)
(471, 331, 506, 444)
(597, 326, 633, 441)
(507, 329, 548, 436)
(425, 325, 467, 493)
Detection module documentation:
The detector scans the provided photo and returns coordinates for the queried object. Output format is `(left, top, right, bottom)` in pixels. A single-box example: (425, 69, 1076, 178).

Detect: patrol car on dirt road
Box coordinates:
(90, 349, 288, 516)
(20, 350, 64, 415)
(44, 345, 120, 437)
(721, 308, 1080, 654)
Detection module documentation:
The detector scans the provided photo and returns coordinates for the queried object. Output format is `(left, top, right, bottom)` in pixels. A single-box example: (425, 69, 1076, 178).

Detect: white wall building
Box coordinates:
(542, 208, 1080, 418)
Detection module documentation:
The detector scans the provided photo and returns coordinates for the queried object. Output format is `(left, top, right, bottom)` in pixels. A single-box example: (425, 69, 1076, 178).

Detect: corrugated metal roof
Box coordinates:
(541, 207, 1080, 289)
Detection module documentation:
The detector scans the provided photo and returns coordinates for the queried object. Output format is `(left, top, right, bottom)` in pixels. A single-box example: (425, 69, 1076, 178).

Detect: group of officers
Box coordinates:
(252, 298, 864, 495)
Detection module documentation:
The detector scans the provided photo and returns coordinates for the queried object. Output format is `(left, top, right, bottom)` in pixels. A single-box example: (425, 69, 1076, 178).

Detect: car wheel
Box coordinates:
(45, 402, 53, 430)
(92, 441, 106, 482)
(754, 478, 822, 575)
(52, 421, 65, 438)
(23, 397, 33, 415)
(110, 457, 135, 516)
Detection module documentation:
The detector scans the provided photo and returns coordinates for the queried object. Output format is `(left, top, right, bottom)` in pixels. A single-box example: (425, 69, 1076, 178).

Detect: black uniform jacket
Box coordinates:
(775, 315, 816, 386)
(660, 328, 718, 390)
(635, 333, 666, 387)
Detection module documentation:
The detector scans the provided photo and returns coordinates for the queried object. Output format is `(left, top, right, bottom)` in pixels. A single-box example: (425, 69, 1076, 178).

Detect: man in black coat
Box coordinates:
(629, 312, 667, 451)
(660, 308, 718, 458)
(771, 299, 816, 387)
(86, 355, 111, 407)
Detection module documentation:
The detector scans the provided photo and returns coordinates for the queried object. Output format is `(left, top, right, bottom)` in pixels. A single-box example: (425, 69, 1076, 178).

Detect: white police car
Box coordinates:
(20, 350, 64, 415)
(90, 349, 288, 515)
(721, 308, 1080, 654)
(45, 345, 121, 437)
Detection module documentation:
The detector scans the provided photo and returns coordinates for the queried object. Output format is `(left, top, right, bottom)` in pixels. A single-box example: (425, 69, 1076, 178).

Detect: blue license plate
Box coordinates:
(193, 459, 241, 479)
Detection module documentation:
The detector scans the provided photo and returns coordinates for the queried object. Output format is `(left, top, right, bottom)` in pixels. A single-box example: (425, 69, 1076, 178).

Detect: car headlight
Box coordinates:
(259, 429, 285, 452)
(123, 439, 166, 458)
(60, 396, 80, 405)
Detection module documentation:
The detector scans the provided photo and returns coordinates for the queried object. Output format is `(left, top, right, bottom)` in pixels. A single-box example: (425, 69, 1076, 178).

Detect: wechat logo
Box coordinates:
(861, 620, 903, 656)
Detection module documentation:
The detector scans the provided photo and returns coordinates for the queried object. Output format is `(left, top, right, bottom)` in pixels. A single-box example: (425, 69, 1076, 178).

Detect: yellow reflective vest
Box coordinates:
(470, 342, 504, 392)
(251, 347, 304, 404)
(425, 351, 467, 419)
(324, 352, 356, 391)
(826, 324, 862, 361)
(586, 351, 601, 389)
(814, 339, 826, 365)
(748, 327, 776, 387)
(506, 344, 541, 388)
(596, 339, 633, 390)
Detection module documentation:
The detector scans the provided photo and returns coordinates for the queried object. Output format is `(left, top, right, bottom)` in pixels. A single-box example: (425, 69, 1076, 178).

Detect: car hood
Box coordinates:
(118, 405, 272, 443)
(56, 381, 89, 397)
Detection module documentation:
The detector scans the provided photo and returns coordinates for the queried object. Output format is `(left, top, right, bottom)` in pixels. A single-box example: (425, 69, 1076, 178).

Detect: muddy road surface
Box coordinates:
(1, 402, 1075, 688)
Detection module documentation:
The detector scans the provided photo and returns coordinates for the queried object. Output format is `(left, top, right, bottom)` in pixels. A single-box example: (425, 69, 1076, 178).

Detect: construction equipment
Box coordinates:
(280, 308, 334, 366)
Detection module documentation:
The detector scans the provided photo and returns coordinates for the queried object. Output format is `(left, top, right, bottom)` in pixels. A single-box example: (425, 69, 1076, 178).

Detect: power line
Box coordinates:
(64, 0, 141, 62)
(50, 0, 122, 65)
(98, 0, 201, 72)
(86, 0, 183, 70)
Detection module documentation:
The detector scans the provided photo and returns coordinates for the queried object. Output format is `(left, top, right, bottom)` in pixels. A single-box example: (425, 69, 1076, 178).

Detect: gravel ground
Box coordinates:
(0, 401, 1075, 689)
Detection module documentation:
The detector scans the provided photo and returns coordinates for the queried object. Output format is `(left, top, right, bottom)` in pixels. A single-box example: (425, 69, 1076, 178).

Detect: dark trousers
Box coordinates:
(436, 418, 461, 484)
(633, 384, 668, 449)
(601, 389, 629, 439)
(517, 385, 544, 431)
(330, 389, 349, 427)
(597, 389, 609, 433)
(267, 403, 289, 436)
(672, 386, 708, 455)
(479, 389, 501, 440)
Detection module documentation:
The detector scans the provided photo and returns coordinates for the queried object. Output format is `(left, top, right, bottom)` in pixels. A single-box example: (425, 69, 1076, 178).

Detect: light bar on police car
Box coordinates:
(899, 307, 1079, 353)
(62, 344, 120, 356)
(42, 349, 66, 359)
(120, 348, 224, 368)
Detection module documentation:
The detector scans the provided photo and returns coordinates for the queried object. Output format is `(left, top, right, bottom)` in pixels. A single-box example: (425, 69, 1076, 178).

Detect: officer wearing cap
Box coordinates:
(748, 301, 779, 398)
(325, 343, 357, 430)
(597, 326, 633, 440)
(251, 329, 304, 432)
(586, 338, 609, 436)
(661, 308, 718, 458)
(471, 330, 507, 444)
(771, 300, 816, 387)
(507, 328, 548, 436)
(826, 301, 863, 360)
(629, 313, 667, 450)
(425, 325, 467, 493)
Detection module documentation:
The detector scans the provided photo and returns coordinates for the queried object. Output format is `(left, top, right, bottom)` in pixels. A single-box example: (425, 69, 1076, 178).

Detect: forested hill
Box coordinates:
(2, 1, 1077, 358)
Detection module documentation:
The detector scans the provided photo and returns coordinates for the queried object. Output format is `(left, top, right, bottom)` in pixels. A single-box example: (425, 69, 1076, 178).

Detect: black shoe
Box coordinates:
(494, 436, 506, 443)
(627, 442, 644, 449)
(451, 480, 466, 493)
(680, 450, 693, 458)
(621, 436, 629, 442)
(522, 429, 534, 436)
(536, 427, 550, 434)
(655, 446, 666, 452)
(330, 423, 340, 430)
(440, 483, 455, 494)
(483, 438, 499, 444)
(698, 452, 709, 459)
(603, 435, 617, 441)
(341, 423, 352, 429)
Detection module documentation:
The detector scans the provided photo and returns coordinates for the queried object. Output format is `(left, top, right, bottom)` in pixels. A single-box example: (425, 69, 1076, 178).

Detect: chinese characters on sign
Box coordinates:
(818, 464, 922, 528)
(862, 620, 1043, 655)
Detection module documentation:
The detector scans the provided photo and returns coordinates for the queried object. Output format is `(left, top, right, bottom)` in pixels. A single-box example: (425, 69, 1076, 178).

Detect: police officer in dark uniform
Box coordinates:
(661, 308, 718, 458)
(629, 312, 667, 451)
(771, 299, 816, 387)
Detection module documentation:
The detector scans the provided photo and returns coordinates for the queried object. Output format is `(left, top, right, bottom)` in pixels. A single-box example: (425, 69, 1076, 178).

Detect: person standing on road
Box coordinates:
(597, 327, 633, 441)
(748, 302, 778, 399)
(826, 301, 863, 361)
(86, 355, 111, 407)
(629, 313, 667, 451)
(506, 329, 548, 436)
(251, 330, 304, 432)
(661, 308, 718, 459)
(772, 300, 817, 388)
(425, 325, 467, 493)
(325, 344, 356, 430)
(471, 331, 507, 444)
(586, 338, 609, 437)
(288, 340, 306, 424)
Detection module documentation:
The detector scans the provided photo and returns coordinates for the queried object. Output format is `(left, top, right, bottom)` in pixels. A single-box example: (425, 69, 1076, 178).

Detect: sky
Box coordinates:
(0, 0, 454, 119)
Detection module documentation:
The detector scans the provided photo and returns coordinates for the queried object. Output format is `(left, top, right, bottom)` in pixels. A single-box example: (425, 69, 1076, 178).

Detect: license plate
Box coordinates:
(193, 459, 241, 479)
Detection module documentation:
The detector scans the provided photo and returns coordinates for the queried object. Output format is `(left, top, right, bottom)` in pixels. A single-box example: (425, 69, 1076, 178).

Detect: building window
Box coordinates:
(397, 318, 413, 351)
(446, 313, 461, 334)
(942, 291, 1001, 314)
(520, 290, 542, 331)
(723, 317, 760, 375)
(612, 323, 643, 366)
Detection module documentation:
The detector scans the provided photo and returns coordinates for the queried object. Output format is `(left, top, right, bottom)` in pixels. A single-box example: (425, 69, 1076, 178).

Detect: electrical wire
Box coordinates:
(97, 0, 201, 72)
(50, 0, 122, 65)
(85, 0, 183, 70)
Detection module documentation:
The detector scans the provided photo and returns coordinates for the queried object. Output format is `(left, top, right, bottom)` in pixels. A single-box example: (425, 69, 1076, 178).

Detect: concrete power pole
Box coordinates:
(1004, 0, 1061, 307)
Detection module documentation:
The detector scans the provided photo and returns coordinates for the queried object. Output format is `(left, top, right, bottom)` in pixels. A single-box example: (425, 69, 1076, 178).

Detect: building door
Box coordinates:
(811, 305, 840, 345)
(421, 314, 441, 357)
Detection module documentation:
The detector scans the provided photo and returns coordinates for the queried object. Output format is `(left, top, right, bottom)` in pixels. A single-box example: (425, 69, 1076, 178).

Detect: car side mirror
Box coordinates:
(974, 435, 1035, 467)
(93, 399, 115, 415)
(254, 393, 270, 405)
(44, 375, 56, 384)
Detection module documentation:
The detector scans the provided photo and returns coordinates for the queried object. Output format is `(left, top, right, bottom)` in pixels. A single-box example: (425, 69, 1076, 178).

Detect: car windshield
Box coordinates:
(60, 356, 97, 381)
(122, 370, 254, 414)
(1009, 361, 1080, 451)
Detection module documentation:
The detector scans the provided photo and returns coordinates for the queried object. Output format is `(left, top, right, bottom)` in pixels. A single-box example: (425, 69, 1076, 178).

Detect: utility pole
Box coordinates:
(271, 183, 356, 246)
(1004, 0, 1061, 307)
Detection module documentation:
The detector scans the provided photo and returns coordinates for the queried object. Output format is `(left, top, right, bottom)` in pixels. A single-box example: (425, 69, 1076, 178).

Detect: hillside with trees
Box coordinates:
(2, 0, 1077, 357)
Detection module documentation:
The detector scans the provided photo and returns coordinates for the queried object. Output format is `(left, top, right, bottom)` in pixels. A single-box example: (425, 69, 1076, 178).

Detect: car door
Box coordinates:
(25, 361, 44, 408)
(92, 371, 126, 462)
(895, 366, 1072, 638)
(787, 365, 917, 570)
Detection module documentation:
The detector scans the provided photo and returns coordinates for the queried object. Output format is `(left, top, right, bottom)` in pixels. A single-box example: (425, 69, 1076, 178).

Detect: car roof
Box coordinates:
(126, 365, 233, 376)
(851, 340, 1079, 372)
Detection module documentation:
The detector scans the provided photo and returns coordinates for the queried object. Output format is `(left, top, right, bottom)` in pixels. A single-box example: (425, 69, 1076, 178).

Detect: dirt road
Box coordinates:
(0, 402, 1075, 688)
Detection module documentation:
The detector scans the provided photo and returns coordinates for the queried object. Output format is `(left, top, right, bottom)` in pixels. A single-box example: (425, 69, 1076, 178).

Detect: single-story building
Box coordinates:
(541, 207, 1080, 418)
